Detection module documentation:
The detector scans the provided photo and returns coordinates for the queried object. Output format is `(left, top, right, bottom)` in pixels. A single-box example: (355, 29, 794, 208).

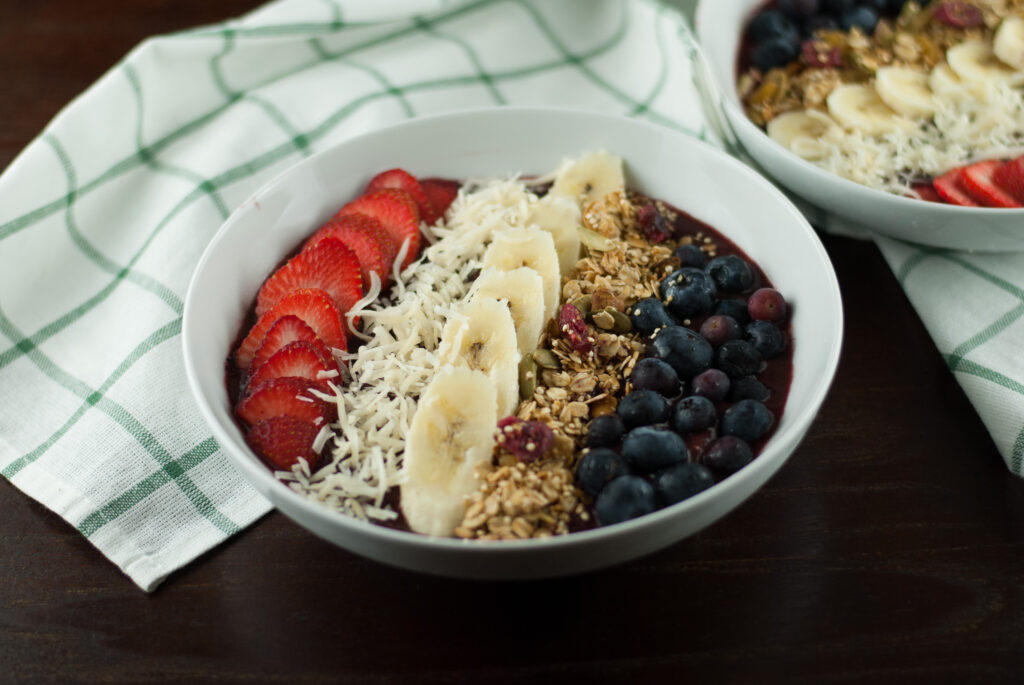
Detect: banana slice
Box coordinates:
(549, 151, 625, 209)
(401, 366, 498, 537)
(995, 16, 1024, 70)
(469, 267, 546, 357)
(947, 39, 1023, 85)
(826, 83, 919, 137)
(528, 194, 582, 277)
(928, 62, 984, 99)
(875, 66, 937, 119)
(482, 226, 560, 327)
(766, 109, 844, 160)
(437, 296, 520, 418)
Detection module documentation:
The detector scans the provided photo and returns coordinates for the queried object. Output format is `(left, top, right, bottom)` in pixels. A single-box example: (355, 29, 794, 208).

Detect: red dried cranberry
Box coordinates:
(801, 40, 842, 68)
(636, 204, 672, 243)
(932, 1, 983, 28)
(496, 417, 554, 462)
(558, 303, 594, 354)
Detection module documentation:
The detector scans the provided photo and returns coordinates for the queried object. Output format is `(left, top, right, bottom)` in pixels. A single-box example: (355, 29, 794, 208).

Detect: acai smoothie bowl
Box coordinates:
(182, 107, 843, 578)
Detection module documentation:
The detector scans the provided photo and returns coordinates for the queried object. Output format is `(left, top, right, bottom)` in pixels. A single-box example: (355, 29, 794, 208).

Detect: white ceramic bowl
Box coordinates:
(695, 0, 1024, 252)
(182, 107, 843, 579)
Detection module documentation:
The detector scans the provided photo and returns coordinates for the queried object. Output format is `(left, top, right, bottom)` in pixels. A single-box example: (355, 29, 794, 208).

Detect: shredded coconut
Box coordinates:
(288, 177, 548, 522)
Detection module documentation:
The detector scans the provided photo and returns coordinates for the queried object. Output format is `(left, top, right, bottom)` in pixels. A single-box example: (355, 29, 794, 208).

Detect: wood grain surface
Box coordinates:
(2, 2, 1023, 683)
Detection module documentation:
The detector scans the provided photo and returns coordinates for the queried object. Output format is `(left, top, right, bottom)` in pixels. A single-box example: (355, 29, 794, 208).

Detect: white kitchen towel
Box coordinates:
(0, 0, 711, 590)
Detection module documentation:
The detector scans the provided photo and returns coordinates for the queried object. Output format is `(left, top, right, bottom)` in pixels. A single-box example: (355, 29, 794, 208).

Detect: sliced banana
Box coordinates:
(528, 194, 582, 277)
(993, 16, 1024, 70)
(549, 151, 625, 209)
(437, 296, 520, 418)
(482, 226, 561, 327)
(766, 109, 844, 160)
(469, 267, 546, 357)
(947, 39, 1023, 85)
(928, 62, 984, 99)
(875, 66, 937, 119)
(401, 365, 498, 537)
(826, 83, 919, 137)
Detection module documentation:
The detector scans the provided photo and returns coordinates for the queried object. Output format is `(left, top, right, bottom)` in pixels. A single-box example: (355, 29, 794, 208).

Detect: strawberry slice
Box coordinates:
(993, 156, 1024, 204)
(420, 179, 459, 220)
(303, 214, 397, 289)
(235, 289, 347, 369)
(961, 160, 1023, 208)
(933, 167, 981, 207)
(246, 340, 341, 396)
(245, 415, 325, 471)
(250, 315, 326, 371)
(335, 189, 421, 270)
(366, 168, 437, 225)
(236, 376, 333, 427)
(912, 183, 944, 203)
(256, 238, 363, 319)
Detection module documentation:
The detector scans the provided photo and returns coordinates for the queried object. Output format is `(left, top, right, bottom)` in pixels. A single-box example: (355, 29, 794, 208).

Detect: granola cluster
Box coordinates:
(454, 191, 718, 540)
(741, 1, 1024, 126)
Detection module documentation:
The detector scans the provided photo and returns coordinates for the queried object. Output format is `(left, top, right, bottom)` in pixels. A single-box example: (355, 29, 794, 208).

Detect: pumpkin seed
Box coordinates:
(518, 355, 537, 400)
(592, 309, 616, 331)
(570, 294, 592, 319)
(578, 227, 616, 252)
(609, 308, 633, 334)
(532, 348, 561, 370)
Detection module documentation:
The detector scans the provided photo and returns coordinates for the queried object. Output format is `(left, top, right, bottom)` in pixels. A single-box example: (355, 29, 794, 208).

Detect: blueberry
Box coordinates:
(691, 368, 730, 403)
(576, 447, 630, 496)
(671, 395, 717, 434)
(748, 288, 788, 323)
(649, 326, 713, 380)
(728, 376, 771, 403)
(886, 0, 908, 13)
(713, 298, 751, 326)
(714, 339, 764, 378)
(721, 399, 774, 442)
(840, 6, 878, 32)
(778, 0, 820, 17)
(617, 390, 670, 428)
(748, 10, 799, 43)
(704, 436, 754, 475)
(629, 357, 681, 397)
(744, 320, 786, 359)
(804, 14, 840, 34)
(594, 476, 656, 526)
(699, 314, 741, 347)
(630, 297, 676, 336)
(706, 255, 755, 294)
(585, 414, 625, 448)
(752, 36, 800, 71)
(621, 426, 689, 473)
(861, 0, 889, 14)
(673, 243, 706, 269)
(821, 0, 855, 13)
(655, 462, 715, 506)
(659, 267, 717, 319)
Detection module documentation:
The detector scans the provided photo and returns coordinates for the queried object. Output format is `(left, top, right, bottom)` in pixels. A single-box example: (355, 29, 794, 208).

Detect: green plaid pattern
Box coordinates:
(0, 0, 709, 590)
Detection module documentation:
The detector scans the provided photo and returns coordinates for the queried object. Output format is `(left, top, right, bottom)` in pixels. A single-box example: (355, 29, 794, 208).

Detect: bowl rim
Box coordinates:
(693, 0, 1024, 219)
(182, 104, 844, 554)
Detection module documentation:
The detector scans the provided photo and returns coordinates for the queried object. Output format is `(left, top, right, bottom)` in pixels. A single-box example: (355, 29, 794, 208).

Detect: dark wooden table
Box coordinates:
(2, 2, 1023, 683)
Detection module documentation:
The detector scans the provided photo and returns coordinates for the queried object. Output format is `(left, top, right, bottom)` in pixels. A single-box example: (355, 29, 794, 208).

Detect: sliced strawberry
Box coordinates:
(911, 183, 944, 203)
(256, 238, 363, 320)
(246, 340, 341, 396)
(961, 160, 1023, 208)
(933, 167, 981, 207)
(245, 415, 325, 471)
(335, 189, 421, 270)
(237, 377, 333, 427)
(303, 214, 397, 289)
(235, 289, 347, 369)
(420, 179, 459, 220)
(366, 168, 437, 225)
(992, 156, 1024, 204)
(250, 315, 326, 371)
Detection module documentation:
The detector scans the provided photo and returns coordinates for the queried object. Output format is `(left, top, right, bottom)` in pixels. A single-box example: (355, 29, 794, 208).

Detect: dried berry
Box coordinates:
(932, 1, 982, 28)
(558, 302, 594, 354)
(801, 40, 842, 68)
(636, 204, 672, 243)
(495, 417, 554, 462)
